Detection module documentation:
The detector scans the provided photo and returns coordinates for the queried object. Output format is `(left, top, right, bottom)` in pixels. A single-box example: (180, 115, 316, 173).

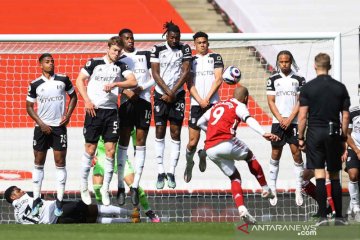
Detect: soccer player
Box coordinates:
(76, 36, 137, 206)
(150, 21, 192, 189)
(92, 134, 161, 223)
(345, 105, 360, 222)
(266, 50, 306, 206)
(4, 186, 140, 224)
(184, 31, 224, 183)
(26, 53, 77, 217)
(197, 86, 279, 224)
(116, 29, 155, 205)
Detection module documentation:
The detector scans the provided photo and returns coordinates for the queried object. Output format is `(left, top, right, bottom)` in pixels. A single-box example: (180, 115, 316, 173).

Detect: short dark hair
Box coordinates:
(4, 186, 17, 204)
(107, 36, 124, 48)
(193, 31, 208, 40)
(119, 28, 133, 36)
(39, 53, 53, 62)
(315, 53, 331, 70)
(162, 21, 180, 37)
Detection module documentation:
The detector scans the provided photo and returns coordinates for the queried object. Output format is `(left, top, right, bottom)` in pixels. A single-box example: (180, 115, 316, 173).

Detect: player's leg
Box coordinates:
(325, 171, 336, 216)
(92, 137, 106, 203)
(100, 109, 120, 206)
(167, 91, 186, 189)
(268, 124, 285, 206)
(184, 106, 201, 183)
(153, 92, 169, 189)
(346, 148, 360, 222)
(206, 140, 256, 224)
(81, 111, 103, 205)
(31, 126, 49, 216)
(289, 142, 304, 206)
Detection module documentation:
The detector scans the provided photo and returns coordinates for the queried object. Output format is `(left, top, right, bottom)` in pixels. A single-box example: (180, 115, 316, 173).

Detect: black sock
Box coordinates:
(331, 179, 342, 218)
(316, 178, 327, 218)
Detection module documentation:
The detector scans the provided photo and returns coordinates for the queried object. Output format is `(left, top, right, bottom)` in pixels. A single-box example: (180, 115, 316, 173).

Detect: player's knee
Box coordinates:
(348, 170, 359, 181)
(245, 150, 253, 162)
(229, 169, 241, 181)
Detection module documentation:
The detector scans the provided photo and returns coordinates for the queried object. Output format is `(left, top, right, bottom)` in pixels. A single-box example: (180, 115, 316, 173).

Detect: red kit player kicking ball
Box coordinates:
(197, 86, 279, 224)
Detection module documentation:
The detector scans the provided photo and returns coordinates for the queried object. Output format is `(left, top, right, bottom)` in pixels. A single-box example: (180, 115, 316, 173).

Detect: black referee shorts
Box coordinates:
(305, 126, 343, 171)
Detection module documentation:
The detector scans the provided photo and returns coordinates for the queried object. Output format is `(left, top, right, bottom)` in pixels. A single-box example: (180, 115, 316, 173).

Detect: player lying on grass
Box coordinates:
(197, 86, 279, 224)
(93, 132, 161, 222)
(4, 186, 140, 224)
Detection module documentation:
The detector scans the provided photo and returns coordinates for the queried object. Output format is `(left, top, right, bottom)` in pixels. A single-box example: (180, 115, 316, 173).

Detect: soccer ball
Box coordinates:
(222, 66, 241, 85)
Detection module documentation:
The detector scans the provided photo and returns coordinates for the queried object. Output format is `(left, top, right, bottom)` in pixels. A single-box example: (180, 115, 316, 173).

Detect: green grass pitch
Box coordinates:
(0, 222, 359, 240)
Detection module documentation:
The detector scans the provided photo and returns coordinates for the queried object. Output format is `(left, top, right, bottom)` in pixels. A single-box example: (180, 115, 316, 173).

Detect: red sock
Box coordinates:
(231, 179, 244, 207)
(326, 180, 335, 212)
(302, 180, 316, 200)
(247, 157, 267, 186)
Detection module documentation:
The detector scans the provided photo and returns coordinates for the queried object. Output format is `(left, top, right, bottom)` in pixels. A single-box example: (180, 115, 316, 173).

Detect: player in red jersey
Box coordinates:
(197, 86, 279, 224)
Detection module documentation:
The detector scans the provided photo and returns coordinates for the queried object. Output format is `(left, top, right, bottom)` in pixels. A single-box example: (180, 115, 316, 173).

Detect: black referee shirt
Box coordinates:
(299, 74, 350, 127)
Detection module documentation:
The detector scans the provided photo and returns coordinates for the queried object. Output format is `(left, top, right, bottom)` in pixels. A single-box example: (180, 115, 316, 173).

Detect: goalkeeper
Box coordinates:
(92, 129, 161, 223)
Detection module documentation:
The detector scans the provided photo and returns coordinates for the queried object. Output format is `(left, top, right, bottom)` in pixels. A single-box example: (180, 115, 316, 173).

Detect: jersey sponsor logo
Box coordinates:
(133, 69, 147, 74)
(38, 95, 64, 103)
(195, 70, 214, 76)
(94, 76, 117, 82)
(160, 61, 181, 69)
(275, 91, 297, 96)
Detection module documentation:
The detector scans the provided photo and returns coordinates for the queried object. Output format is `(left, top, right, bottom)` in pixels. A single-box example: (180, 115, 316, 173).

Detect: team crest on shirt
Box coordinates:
(217, 56, 222, 60)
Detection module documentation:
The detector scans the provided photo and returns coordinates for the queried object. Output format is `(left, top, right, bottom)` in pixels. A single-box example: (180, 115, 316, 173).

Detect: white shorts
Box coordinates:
(206, 137, 250, 177)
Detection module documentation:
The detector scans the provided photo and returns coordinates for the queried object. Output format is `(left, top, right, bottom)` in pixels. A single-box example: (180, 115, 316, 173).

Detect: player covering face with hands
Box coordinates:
(197, 86, 279, 224)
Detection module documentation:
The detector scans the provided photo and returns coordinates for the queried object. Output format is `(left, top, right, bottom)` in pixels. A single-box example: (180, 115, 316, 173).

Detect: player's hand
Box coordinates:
(132, 86, 143, 95)
(161, 93, 175, 103)
(59, 114, 71, 126)
(280, 117, 291, 129)
(341, 148, 348, 162)
(123, 89, 138, 101)
(199, 99, 209, 109)
(85, 100, 96, 117)
(263, 133, 280, 142)
(103, 83, 116, 93)
(39, 123, 52, 135)
(298, 139, 306, 152)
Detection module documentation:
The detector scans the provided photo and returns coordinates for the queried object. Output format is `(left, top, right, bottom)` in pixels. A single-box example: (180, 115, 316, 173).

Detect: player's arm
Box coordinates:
(76, 71, 96, 117)
(267, 95, 283, 123)
(297, 105, 308, 151)
(204, 54, 223, 104)
(171, 60, 191, 95)
(60, 77, 78, 126)
(197, 108, 211, 132)
(236, 103, 279, 141)
(151, 62, 173, 95)
(187, 72, 207, 108)
(26, 83, 52, 134)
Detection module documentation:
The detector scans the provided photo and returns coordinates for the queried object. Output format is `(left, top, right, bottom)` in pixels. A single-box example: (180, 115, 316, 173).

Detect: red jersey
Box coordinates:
(204, 98, 250, 150)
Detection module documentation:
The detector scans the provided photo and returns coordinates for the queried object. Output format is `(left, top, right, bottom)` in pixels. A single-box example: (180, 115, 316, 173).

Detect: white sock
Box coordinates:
(103, 157, 114, 190)
(55, 166, 67, 201)
(294, 162, 304, 190)
(117, 145, 128, 189)
(155, 138, 165, 174)
(32, 165, 44, 199)
(96, 217, 131, 223)
(168, 139, 181, 175)
(80, 152, 92, 190)
(269, 158, 279, 191)
(349, 181, 360, 212)
(133, 146, 145, 188)
(97, 204, 131, 217)
(186, 148, 196, 164)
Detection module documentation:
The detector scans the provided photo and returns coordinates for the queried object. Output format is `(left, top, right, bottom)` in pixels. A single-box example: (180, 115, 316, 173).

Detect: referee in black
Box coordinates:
(297, 53, 350, 226)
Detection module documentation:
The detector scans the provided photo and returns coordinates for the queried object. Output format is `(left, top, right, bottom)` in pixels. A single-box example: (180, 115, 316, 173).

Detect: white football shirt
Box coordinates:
(150, 41, 192, 95)
(266, 71, 306, 124)
(349, 106, 360, 148)
(26, 74, 74, 126)
(81, 56, 132, 109)
(190, 52, 224, 106)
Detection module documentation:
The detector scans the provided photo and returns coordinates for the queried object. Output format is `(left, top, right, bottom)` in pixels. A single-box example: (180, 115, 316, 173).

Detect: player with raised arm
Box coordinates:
(197, 86, 278, 224)
(184, 31, 223, 183)
(4, 186, 140, 224)
(150, 21, 191, 189)
(116, 29, 155, 206)
(76, 36, 137, 206)
(92, 133, 161, 223)
(266, 50, 306, 206)
(345, 105, 360, 222)
(26, 53, 77, 217)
